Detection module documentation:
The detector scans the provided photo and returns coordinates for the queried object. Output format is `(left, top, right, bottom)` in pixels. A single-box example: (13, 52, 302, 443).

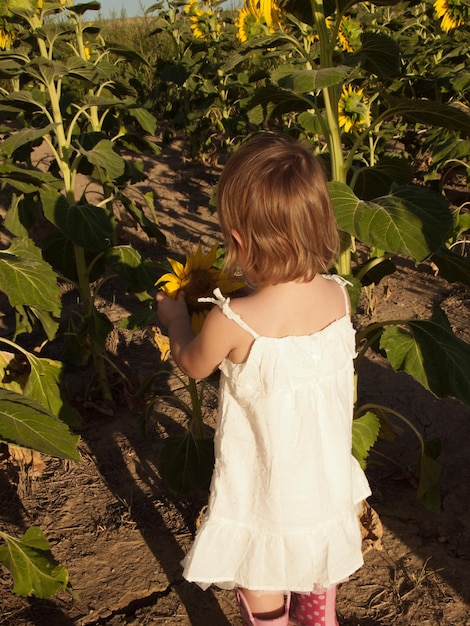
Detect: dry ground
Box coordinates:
(1, 139, 469, 625)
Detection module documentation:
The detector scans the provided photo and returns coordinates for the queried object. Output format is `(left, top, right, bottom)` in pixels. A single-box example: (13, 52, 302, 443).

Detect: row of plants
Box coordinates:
(0, 0, 469, 601)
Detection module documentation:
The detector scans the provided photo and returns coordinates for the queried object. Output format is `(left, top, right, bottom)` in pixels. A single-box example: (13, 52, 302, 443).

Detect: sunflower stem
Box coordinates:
(188, 377, 204, 439)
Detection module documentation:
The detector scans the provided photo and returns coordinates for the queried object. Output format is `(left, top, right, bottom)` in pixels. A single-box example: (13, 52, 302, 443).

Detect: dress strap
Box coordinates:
(198, 288, 260, 339)
(321, 274, 352, 316)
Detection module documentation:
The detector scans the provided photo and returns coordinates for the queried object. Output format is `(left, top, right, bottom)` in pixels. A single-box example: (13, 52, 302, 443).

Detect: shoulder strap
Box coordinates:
(321, 274, 352, 316)
(198, 288, 260, 339)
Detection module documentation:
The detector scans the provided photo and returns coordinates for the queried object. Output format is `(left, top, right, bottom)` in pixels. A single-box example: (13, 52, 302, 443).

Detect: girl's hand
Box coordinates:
(156, 291, 189, 329)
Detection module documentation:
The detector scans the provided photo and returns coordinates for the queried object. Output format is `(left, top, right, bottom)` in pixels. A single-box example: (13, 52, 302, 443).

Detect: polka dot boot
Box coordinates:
(289, 586, 339, 626)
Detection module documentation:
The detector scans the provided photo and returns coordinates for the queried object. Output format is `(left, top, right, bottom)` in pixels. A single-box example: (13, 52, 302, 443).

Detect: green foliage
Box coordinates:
(352, 411, 380, 469)
(0, 527, 72, 598)
(0, 0, 165, 402)
(0, 389, 80, 460)
(159, 432, 215, 494)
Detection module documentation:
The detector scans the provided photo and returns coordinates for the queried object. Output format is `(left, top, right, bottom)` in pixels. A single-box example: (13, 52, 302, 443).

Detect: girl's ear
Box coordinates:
(230, 229, 245, 253)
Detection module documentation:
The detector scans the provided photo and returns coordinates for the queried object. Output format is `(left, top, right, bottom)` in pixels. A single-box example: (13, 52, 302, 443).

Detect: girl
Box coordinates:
(156, 134, 371, 626)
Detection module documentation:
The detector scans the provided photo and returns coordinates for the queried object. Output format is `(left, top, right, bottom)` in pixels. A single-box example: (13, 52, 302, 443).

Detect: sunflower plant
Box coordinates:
(0, 0, 164, 405)
(151, 243, 245, 494)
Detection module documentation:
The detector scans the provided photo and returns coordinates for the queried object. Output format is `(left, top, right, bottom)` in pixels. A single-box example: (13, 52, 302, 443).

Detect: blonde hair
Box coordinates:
(217, 133, 340, 287)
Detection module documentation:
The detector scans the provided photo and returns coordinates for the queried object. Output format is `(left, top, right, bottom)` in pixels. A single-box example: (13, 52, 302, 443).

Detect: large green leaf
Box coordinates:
(77, 139, 125, 181)
(159, 432, 214, 495)
(119, 194, 166, 243)
(3, 194, 36, 237)
(384, 97, 470, 133)
(0, 237, 61, 317)
(430, 246, 470, 287)
(352, 411, 380, 469)
(352, 156, 414, 201)
(67, 0, 101, 16)
(0, 163, 60, 193)
(248, 85, 313, 120)
(105, 245, 153, 293)
(0, 527, 71, 598)
(127, 107, 157, 135)
(380, 307, 470, 406)
(274, 65, 352, 93)
(0, 389, 80, 459)
(40, 187, 115, 252)
(329, 181, 452, 262)
(0, 125, 56, 158)
(20, 352, 79, 424)
(357, 32, 401, 78)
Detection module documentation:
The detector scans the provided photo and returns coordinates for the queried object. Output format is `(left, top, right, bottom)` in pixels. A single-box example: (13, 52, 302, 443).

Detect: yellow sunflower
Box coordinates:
(184, 0, 220, 40)
(235, 0, 283, 43)
(156, 243, 245, 335)
(0, 29, 15, 50)
(338, 84, 371, 133)
(434, 0, 466, 32)
(337, 16, 362, 53)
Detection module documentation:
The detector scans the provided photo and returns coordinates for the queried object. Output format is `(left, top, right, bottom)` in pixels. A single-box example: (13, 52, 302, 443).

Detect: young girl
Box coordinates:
(156, 134, 371, 626)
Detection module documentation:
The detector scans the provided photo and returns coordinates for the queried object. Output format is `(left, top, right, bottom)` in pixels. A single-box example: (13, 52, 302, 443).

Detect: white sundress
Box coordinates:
(182, 275, 371, 594)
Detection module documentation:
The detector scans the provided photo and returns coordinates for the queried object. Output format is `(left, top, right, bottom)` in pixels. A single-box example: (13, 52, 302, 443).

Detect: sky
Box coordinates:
(94, 0, 239, 19)
(95, 0, 156, 18)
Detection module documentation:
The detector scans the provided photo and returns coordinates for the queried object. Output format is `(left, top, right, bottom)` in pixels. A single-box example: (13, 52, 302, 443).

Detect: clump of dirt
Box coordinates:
(1, 139, 469, 626)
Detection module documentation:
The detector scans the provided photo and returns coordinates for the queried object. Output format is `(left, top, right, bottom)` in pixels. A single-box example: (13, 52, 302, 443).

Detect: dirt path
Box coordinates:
(1, 139, 469, 626)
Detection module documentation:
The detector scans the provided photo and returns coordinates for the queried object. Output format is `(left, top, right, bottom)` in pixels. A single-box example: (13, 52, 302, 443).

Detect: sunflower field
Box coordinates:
(0, 0, 469, 601)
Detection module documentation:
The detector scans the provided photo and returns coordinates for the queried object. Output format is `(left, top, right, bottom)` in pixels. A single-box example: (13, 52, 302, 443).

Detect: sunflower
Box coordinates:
(156, 243, 245, 335)
(184, 0, 220, 40)
(337, 16, 362, 53)
(0, 29, 15, 50)
(434, 0, 466, 32)
(152, 326, 171, 362)
(338, 84, 371, 133)
(235, 0, 283, 43)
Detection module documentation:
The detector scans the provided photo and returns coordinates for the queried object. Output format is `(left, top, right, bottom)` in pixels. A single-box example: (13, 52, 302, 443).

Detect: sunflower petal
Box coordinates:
(191, 310, 209, 335)
(152, 326, 171, 361)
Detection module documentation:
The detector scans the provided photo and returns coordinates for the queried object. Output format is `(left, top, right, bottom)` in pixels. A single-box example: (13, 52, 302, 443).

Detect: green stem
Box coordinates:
(310, 0, 351, 275)
(357, 402, 425, 446)
(73, 243, 113, 404)
(188, 377, 203, 438)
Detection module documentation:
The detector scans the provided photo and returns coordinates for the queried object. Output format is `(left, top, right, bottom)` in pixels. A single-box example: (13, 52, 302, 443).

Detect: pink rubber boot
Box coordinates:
(289, 586, 339, 626)
(236, 589, 291, 626)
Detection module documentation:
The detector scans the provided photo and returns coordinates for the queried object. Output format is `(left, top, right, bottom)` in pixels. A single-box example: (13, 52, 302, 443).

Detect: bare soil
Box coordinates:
(1, 139, 470, 626)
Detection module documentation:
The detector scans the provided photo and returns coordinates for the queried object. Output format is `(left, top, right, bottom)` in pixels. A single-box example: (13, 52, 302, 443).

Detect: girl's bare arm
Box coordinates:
(156, 292, 238, 379)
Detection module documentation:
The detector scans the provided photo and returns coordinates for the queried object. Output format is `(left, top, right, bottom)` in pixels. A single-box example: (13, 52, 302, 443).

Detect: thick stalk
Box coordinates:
(311, 0, 351, 274)
(188, 377, 204, 439)
(73, 243, 113, 404)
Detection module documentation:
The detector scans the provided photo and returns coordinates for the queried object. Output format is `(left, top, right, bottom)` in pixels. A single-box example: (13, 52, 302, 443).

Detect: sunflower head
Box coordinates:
(156, 243, 245, 335)
(337, 16, 362, 53)
(338, 84, 371, 133)
(434, 0, 466, 32)
(235, 0, 283, 43)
